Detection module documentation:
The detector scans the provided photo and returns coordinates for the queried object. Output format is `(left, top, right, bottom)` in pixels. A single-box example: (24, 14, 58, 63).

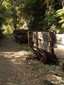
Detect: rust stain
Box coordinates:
(42, 0, 49, 6)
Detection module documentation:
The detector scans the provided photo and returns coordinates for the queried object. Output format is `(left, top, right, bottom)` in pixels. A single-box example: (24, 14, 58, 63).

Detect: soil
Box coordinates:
(0, 35, 47, 85)
(0, 35, 64, 85)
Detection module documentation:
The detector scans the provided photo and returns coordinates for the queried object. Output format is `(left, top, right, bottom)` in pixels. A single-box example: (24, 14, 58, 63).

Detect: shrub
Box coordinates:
(0, 29, 4, 39)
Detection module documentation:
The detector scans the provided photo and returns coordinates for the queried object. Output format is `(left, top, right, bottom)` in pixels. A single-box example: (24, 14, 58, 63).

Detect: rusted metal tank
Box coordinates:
(14, 29, 28, 43)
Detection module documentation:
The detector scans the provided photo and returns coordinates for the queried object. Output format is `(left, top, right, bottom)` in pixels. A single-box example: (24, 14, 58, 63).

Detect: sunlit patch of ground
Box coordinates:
(0, 51, 34, 65)
(0, 51, 33, 58)
(0, 35, 47, 85)
(0, 35, 64, 85)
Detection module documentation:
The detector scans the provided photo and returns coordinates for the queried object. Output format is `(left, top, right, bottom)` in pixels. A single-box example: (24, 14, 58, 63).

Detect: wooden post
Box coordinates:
(28, 31, 29, 46)
(36, 31, 38, 49)
(49, 32, 53, 54)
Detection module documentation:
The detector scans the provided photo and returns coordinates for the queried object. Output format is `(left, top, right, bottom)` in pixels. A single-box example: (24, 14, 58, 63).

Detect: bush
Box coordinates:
(0, 29, 4, 39)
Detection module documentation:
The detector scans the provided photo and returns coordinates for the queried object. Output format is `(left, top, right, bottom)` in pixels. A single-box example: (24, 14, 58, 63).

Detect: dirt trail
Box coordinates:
(0, 35, 46, 85)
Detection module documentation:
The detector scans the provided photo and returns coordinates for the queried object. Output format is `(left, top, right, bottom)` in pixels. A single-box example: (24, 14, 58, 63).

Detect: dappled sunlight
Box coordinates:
(0, 35, 42, 85)
(0, 34, 35, 66)
(0, 51, 33, 58)
(0, 0, 64, 84)
(7, 82, 17, 85)
(0, 50, 34, 65)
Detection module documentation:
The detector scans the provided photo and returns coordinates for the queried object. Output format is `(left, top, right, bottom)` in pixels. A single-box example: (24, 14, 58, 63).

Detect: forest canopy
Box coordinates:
(0, 0, 63, 35)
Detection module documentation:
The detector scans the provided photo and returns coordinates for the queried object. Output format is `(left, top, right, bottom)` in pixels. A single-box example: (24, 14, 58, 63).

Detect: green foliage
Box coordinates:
(21, 0, 47, 30)
(2, 0, 23, 30)
(48, 14, 57, 27)
(56, 9, 64, 23)
(23, 45, 32, 51)
(0, 3, 7, 38)
(0, 3, 7, 27)
(0, 0, 62, 32)
(28, 18, 34, 30)
(43, 6, 57, 30)
(2, 0, 46, 30)
(42, 0, 62, 31)
(3, 25, 13, 34)
(49, 28, 61, 33)
(19, 44, 32, 51)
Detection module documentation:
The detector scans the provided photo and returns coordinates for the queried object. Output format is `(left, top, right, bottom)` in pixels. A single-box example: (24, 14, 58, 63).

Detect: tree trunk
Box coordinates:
(33, 0, 46, 30)
(33, 0, 40, 30)
(13, 17, 17, 30)
(14, 23, 17, 30)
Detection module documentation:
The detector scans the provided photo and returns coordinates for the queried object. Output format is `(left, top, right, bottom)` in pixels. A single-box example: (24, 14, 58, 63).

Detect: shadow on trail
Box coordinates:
(0, 35, 30, 84)
(0, 35, 46, 85)
(0, 55, 23, 85)
(0, 35, 26, 52)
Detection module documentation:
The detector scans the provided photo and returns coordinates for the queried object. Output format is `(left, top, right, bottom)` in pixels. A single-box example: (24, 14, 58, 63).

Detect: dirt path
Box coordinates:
(0, 35, 47, 85)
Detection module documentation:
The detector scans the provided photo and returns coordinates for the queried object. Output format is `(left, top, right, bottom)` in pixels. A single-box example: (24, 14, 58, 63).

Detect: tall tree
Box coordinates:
(21, 0, 47, 30)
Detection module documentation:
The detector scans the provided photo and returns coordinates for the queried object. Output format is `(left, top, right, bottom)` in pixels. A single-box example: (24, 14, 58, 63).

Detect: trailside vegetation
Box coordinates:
(0, 0, 64, 36)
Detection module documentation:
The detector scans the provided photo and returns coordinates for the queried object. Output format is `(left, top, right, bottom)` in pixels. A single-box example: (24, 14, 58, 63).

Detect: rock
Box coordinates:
(45, 74, 64, 85)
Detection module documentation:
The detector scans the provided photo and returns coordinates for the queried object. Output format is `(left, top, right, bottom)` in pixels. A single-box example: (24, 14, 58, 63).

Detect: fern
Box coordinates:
(56, 9, 64, 23)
